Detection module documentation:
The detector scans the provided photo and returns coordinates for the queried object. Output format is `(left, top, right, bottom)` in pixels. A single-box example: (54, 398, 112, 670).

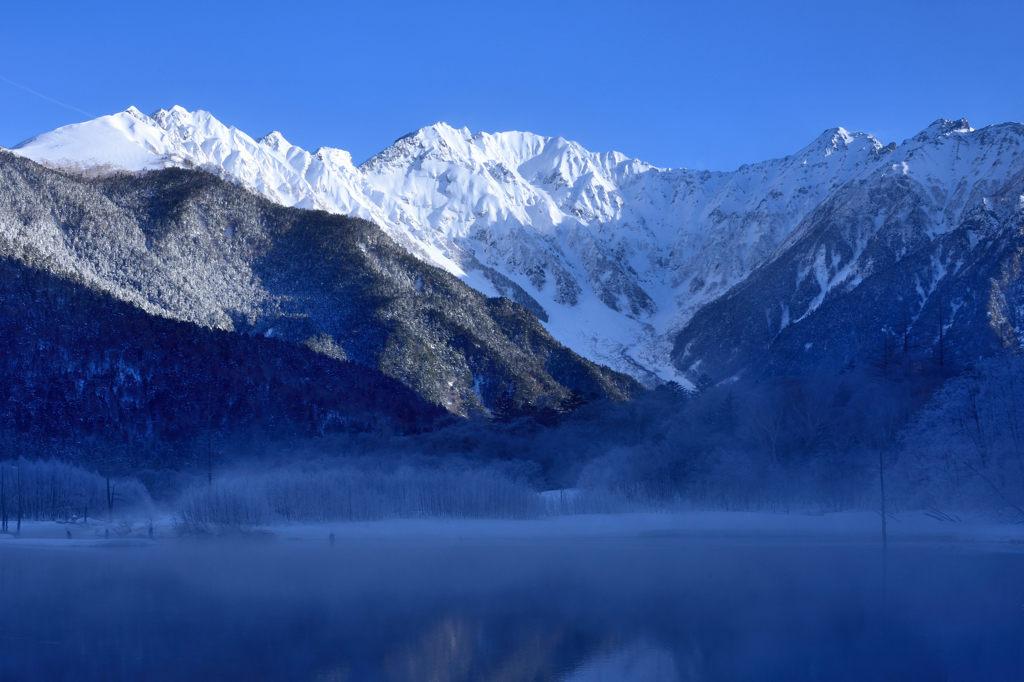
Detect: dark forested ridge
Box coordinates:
(0, 151, 639, 424)
(0, 257, 447, 469)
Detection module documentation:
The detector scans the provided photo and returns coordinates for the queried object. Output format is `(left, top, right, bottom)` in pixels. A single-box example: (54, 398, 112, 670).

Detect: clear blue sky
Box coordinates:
(2, 0, 1022, 170)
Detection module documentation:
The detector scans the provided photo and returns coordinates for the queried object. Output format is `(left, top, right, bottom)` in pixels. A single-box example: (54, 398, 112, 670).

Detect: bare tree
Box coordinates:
(106, 475, 115, 522)
(16, 465, 22, 536)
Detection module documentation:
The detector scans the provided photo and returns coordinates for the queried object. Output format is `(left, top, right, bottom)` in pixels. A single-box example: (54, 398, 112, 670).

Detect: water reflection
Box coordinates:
(0, 533, 1021, 681)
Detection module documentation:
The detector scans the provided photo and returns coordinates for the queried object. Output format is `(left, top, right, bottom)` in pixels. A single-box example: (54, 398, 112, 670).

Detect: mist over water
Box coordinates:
(1, 532, 1021, 681)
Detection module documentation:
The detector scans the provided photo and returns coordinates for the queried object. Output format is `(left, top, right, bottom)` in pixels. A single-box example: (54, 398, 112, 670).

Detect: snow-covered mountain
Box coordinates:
(673, 120, 1024, 384)
(14, 108, 1024, 385)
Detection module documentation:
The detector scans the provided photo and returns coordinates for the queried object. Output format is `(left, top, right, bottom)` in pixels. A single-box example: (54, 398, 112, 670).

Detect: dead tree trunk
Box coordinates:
(106, 476, 115, 522)
(16, 466, 22, 536)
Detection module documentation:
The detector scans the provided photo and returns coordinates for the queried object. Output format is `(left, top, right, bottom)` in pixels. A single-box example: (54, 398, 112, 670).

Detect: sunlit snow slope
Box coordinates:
(16, 108, 1016, 385)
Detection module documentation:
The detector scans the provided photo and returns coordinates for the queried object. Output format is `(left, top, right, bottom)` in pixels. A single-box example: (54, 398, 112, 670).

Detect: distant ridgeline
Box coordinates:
(0, 151, 639, 465)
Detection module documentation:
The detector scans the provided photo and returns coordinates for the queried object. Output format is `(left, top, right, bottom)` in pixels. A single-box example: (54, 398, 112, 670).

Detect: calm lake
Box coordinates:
(1, 525, 1022, 681)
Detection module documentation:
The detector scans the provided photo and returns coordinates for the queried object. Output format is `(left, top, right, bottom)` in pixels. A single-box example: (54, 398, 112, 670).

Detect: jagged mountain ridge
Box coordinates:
(673, 123, 1024, 384)
(0, 150, 639, 417)
(11, 107, 900, 384)
(13, 109, 1024, 385)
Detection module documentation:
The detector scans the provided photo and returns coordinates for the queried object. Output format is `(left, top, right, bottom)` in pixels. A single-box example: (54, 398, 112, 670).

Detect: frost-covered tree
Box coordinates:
(897, 354, 1024, 516)
(0, 458, 151, 522)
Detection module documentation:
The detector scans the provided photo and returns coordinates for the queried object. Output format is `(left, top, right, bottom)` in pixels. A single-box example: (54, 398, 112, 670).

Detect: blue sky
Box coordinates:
(2, 0, 1022, 170)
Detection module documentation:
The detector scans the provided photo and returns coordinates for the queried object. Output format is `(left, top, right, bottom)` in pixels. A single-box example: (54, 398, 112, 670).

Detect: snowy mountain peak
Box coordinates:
(259, 131, 292, 151)
(914, 117, 973, 142)
(151, 104, 200, 121)
(419, 121, 474, 141)
(802, 126, 883, 160)
(313, 146, 356, 171)
(361, 122, 485, 171)
(13, 107, 169, 171)
(151, 106, 231, 136)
